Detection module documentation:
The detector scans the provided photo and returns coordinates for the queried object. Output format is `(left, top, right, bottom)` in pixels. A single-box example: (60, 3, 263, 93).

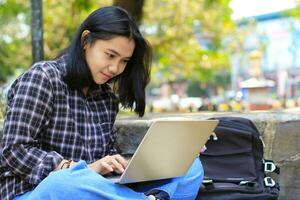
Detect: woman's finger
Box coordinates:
(109, 158, 125, 173)
(101, 161, 114, 174)
(114, 154, 128, 169)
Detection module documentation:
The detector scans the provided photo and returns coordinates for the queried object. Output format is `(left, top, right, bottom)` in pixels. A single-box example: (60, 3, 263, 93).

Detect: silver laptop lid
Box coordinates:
(118, 119, 218, 184)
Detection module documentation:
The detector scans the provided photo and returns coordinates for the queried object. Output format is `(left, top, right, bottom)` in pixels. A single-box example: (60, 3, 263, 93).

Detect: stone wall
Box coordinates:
(1, 110, 300, 200)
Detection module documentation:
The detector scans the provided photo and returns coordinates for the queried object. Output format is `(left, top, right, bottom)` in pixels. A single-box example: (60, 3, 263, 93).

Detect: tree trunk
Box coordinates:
(113, 0, 144, 25)
(31, 0, 44, 63)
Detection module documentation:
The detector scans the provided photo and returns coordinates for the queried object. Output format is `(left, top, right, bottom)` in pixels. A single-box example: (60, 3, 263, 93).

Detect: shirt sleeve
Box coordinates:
(1, 64, 63, 185)
(108, 126, 118, 155)
(108, 95, 119, 155)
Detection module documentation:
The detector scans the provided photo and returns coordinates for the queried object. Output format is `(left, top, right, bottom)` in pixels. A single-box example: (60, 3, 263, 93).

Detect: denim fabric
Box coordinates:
(14, 158, 203, 200)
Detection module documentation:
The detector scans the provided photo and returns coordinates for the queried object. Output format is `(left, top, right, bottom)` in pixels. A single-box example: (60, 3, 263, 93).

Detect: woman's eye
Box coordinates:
(105, 52, 115, 59)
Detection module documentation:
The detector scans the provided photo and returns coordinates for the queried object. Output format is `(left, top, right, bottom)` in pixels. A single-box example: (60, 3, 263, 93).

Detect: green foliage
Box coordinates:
(0, 91, 5, 119)
(142, 0, 235, 84)
(284, 0, 300, 18)
(0, 0, 235, 88)
(0, 0, 113, 83)
(0, 0, 27, 22)
(186, 81, 208, 97)
(43, 0, 113, 59)
(0, 0, 30, 83)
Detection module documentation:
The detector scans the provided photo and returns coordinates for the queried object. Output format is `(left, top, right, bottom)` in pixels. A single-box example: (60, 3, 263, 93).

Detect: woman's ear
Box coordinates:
(81, 30, 90, 49)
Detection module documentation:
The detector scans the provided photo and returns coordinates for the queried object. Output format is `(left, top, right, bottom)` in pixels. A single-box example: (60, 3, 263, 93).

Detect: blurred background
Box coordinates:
(1, 0, 300, 117)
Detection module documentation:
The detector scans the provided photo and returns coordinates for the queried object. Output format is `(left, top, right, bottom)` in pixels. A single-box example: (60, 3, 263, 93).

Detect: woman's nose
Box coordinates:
(108, 63, 119, 75)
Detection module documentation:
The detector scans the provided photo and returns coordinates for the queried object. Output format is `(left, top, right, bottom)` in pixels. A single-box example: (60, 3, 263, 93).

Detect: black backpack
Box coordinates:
(197, 117, 280, 200)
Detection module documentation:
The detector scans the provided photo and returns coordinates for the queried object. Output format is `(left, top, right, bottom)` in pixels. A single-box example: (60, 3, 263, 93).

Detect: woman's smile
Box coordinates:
(100, 71, 112, 80)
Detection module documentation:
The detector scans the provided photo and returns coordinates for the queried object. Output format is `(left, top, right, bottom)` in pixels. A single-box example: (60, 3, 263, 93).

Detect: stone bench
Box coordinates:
(1, 110, 300, 200)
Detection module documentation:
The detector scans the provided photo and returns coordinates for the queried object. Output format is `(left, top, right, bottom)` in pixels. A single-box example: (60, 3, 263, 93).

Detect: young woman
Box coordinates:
(0, 6, 204, 200)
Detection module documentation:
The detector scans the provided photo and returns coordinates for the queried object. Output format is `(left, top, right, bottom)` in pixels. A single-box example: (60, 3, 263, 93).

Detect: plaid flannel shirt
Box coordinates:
(0, 57, 119, 200)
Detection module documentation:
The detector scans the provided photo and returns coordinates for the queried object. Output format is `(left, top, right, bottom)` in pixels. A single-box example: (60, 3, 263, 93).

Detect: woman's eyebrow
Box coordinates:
(107, 49, 131, 59)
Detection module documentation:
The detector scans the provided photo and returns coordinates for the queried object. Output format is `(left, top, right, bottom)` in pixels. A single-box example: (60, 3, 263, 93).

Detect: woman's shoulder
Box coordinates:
(30, 58, 65, 80)
(18, 58, 67, 86)
(9, 59, 66, 93)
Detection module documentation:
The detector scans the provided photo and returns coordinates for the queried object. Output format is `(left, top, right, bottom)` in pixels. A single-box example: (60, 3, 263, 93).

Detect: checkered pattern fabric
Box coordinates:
(0, 57, 119, 200)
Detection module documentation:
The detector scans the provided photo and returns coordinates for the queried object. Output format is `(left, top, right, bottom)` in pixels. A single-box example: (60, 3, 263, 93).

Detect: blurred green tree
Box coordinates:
(43, 0, 113, 59)
(0, 0, 30, 83)
(0, 0, 235, 88)
(143, 0, 235, 85)
(113, 0, 145, 24)
(0, 0, 113, 83)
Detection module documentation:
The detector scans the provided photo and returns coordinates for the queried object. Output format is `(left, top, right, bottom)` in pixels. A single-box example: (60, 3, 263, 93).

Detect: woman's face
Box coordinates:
(84, 36, 135, 85)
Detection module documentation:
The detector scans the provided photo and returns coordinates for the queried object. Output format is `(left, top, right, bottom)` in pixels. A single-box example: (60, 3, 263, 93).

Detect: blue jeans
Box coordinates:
(14, 158, 203, 200)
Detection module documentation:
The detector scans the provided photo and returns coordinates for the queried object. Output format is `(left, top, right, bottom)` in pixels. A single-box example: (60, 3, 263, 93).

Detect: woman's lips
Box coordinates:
(101, 72, 112, 79)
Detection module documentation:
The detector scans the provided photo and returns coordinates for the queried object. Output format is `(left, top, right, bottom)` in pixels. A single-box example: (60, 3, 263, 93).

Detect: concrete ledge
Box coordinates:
(1, 110, 300, 200)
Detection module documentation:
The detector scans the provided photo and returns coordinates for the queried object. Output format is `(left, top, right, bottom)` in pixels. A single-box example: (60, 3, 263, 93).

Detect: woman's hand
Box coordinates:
(54, 160, 76, 171)
(89, 154, 128, 175)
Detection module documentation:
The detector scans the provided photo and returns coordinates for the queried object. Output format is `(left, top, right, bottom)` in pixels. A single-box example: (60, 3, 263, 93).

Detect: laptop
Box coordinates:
(107, 118, 219, 184)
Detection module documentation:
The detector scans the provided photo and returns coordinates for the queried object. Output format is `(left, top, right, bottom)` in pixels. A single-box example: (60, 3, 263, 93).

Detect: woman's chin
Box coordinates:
(95, 79, 108, 85)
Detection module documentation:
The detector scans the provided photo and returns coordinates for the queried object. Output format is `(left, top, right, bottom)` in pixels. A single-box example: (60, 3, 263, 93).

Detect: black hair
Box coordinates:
(60, 6, 152, 117)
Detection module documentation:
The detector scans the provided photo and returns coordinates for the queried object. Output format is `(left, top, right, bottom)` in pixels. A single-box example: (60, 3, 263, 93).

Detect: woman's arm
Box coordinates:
(1, 65, 63, 185)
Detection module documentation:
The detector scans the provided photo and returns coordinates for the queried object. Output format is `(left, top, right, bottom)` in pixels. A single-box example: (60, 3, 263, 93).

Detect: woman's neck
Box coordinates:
(82, 87, 89, 96)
